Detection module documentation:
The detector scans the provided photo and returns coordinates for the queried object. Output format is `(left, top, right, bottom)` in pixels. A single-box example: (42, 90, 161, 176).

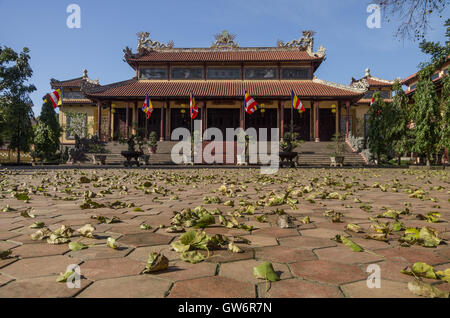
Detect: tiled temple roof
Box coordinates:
(83, 78, 365, 100)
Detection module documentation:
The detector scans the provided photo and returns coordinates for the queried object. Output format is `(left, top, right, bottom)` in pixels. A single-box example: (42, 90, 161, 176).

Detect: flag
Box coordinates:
(190, 90, 199, 119)
(43, 88, 63, 109)
(291, 90, 305, 112)
(141, 93, 153, 119)
(370, 97, 375, 106)
(244, 91, 259, 114)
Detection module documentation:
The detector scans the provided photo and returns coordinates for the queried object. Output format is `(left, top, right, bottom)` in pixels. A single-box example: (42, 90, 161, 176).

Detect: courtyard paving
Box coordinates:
(0, 167, 448, 298)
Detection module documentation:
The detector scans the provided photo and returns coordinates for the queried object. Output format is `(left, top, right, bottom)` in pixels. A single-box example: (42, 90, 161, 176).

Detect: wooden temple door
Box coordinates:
(319, 108, 336, 141)
(138, 108, 161, 139)
(283, 108, 310, 141)
(245, 109, 277, 140)
(113, 108, 128, 140)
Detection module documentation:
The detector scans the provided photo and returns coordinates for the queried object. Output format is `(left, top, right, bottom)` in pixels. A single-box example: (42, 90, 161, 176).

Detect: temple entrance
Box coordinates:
(113, 108, 129, 140)
(319, 108, 336, 141)
(207, 108, 240, 140)
(245, 109, 277, 140)
(171, 108, 192, 140)
(284, 108, 310, 141)
(138, 108, 161, 139)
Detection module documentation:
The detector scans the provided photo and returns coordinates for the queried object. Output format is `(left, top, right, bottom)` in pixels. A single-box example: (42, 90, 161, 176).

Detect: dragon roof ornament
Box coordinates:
(278, 30, 312, 50)
(123, 32, 174, 59)
(210, 30, 239, 50)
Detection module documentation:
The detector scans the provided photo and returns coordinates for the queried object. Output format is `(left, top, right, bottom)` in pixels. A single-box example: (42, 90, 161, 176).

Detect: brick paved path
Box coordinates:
(0, 168, 448, 297)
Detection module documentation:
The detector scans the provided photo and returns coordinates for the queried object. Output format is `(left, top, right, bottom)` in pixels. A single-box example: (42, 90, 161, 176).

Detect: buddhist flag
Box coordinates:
(142, 93, 153, 119)
(244, 91, 259, 115)
(370, 97, 375, 106)
(43, 88, 63, 109)
(291, 90, 305, 112)
(190, 90, 199, 119)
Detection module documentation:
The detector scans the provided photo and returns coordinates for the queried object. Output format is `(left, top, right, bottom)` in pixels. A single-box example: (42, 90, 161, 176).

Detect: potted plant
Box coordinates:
(136, 135, 150, 165)
(148, 132, 158, 154)
(279, 132, 302, 167)
(120, 135, 143, 167)
(328, 133, 345, 167)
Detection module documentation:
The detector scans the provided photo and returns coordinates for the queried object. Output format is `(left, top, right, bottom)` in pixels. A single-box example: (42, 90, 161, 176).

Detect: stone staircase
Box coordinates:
(104, 141, 177, 165)
(295, 141, 366, 166)
(102, 140, 367, 167)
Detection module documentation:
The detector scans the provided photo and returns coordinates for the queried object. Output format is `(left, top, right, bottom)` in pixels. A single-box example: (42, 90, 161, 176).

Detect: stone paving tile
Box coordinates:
(0, 273, 13, 287)
(77, 275, 171, 298)
(0, 168, 448, 298)
(106, 224, 156, 235)
(0, 276, 91, 298)
(151, 260, 217, 282)
(126, 245, 180, 262)
(255, 246, 317, 264)
(252, 227, 300, 238)
(10, 243, 70, 258)
(376, 247, 448, 265)
(299, 227, 347, 239)
(257, 278, 344, 298)
(314, 246, 384, 265)
(219, 259, 291, 284)
(0, 258, 18, 269)
(117, 232, 173, 247)
(341, 279, 421, 298)
(169, 276, 256, 298)
(0, 241, 20, 251)
(201, 246, 254, 263)
(290, 260, 366, 285)
(67, 246, 133, 261)
(80, 258, 145, 281)
(241, 235, 278, 247)
(278, 236, 337, 249)
(0, 255, 82, 279)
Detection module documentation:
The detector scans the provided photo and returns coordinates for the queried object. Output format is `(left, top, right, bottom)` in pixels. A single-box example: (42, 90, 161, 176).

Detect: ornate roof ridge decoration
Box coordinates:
(314, 77, 366, 94)
(277, 30, 326, 58)
(82, 69, 99, 85)
(350, 77, 369, 90)
(367, 75, 395, 84)
(82, 78, 137, 96)
(351, 68, 394, 89)
(210, 30, 239, 50)
(50, 77, 82, 85)
(123, 32, 175, 59)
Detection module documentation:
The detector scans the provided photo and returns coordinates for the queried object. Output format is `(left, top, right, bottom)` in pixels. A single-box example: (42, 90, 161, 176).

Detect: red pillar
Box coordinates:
(345, 100, 350, 139)
(97, 100, 102, 141)
(315, 100, 319, 142)
(160, 101, 165, 141)
(125, 102, 129, 139)
(107, 101, 112, 141)
(279, 100, 284, 140)
(240, 100, 245, 130)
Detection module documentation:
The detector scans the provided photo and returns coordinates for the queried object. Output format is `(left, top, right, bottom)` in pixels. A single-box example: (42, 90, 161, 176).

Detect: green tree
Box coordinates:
(387, 81, 412, 165)
(412, 68, 441, 166)
(366, 92, 389, 164)
(375, 1, 448, 41)
(440, 74, 450, 153)
(34, 101, 62, 160)
(0, 46, 36, 163)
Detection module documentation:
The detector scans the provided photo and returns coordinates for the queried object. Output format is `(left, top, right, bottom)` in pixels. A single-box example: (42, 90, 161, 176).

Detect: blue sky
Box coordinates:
(0, 0, 448, 115)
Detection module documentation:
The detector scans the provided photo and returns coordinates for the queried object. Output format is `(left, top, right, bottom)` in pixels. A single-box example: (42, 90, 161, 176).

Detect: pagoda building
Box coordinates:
(54, 31, 367, 145)
(350, 68, 394, 137)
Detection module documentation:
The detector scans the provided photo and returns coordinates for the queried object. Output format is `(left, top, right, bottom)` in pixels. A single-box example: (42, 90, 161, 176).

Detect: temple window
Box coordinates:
(281, 67, 310, 79)
(206, 67, 241, 80)
(171, 67, 204, 80)
(139, 67, 167, 80)
(65, 112, 87, 140)
(244, 67, 277, 80)
(63, 91, 85, 99)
